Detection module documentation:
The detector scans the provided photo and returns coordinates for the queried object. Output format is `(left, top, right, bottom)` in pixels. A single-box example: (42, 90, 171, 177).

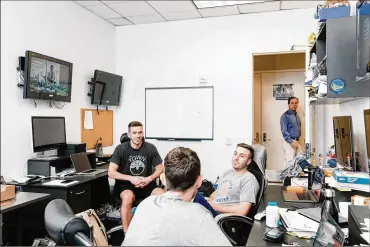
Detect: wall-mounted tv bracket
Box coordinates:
(87, 78, 95, 97)
(17, 56, 25, 87)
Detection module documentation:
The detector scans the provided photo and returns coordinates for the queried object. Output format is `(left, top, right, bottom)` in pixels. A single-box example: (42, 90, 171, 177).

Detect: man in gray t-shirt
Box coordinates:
(208, 143, 260, 216)
(122, 147, 231, 246)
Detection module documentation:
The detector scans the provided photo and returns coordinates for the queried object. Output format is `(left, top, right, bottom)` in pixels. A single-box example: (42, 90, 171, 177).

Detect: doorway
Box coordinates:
(252, 51, 306, 182)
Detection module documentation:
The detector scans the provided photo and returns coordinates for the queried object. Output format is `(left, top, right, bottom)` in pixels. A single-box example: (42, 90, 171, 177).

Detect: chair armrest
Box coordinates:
(215, 213, 254, 225)
(106, 225, 123, 235)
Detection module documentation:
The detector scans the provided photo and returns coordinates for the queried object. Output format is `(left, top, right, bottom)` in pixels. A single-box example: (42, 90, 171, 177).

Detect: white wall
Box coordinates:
(115, 9, 317, 180)
(1, 1, 116, 179)
(338, 99, 369, 170)
(314, 98, 370, 171)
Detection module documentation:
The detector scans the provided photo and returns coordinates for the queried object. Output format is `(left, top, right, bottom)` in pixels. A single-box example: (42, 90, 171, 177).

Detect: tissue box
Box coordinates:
(1, 185, 15, 206)
(319, 6, 350, 22)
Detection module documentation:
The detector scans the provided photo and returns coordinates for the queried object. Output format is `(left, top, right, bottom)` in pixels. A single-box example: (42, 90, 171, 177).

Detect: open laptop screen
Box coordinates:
(313, 210, 345, 246)
(70, 153, 92, 172)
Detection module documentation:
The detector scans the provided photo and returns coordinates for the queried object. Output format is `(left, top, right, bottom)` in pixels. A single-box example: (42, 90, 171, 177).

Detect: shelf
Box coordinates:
(309, 22, 326, 54)
(310, 97, 365, 105)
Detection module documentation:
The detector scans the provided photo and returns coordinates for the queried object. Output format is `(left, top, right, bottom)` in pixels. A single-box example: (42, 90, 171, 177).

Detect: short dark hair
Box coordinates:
(128, 121, 143, 128)
(288, 97, 299, 104)
(237, 143, 254, 160)
(164, 147, 201, 191)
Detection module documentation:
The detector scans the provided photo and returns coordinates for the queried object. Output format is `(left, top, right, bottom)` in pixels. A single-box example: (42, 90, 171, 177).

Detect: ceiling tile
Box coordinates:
(75, 1, 103, 7)
(102, 1, 131, 4)
(126, 14, 166, 24)
(238, 1, 280, 14)
(162, 10, 201, 21)
(87, 4, 121, 19)
(108, 1, 157, 17)
(108, 17, 132, 25)
(198, 5, 239, 17)
(280, 1, 321, 10)
(147, 1, 196, 13)
(194, 1, 265, 9)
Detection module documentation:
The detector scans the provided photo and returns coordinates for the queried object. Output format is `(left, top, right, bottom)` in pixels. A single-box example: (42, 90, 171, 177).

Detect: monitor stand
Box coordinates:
(35, 150, 58, 159)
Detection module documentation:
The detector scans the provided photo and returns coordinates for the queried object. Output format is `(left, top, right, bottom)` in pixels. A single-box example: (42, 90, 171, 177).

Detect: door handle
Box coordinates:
(75, 190, 86, 195)
(341, 128, 348, 138)
(335, 128, 339, 138)
(253, 132, 260, 142)
(263, 133, 266, 142)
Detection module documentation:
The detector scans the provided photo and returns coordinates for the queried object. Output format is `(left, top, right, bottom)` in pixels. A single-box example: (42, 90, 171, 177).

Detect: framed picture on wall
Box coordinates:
(273, 84, 294, 100)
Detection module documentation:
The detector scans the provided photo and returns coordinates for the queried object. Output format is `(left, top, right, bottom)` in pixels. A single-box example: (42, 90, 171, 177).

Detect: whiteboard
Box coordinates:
(145, 87, 214, 140)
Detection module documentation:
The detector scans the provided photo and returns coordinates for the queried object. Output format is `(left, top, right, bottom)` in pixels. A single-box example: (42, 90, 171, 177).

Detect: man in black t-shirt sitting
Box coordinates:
(108, 121, 164, 233)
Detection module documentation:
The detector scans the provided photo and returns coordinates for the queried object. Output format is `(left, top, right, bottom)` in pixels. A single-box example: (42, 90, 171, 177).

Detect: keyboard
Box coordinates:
(297, 192, 312, 201)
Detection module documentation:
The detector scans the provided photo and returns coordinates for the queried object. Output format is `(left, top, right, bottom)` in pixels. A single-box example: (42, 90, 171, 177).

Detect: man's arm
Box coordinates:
(136, 163, 163, 188)
(280, 114, 293, 144)
(209, 201, 252, 216)
(108, 162, 142, 186)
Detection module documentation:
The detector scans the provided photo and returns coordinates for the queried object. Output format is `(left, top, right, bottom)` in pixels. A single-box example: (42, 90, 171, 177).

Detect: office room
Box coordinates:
(0, 0, 369, 246)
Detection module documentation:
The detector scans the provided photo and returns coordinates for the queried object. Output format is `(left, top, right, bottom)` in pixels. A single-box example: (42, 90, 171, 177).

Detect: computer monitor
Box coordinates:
(31, 116, 66, 153)
(313, 210, 345, 246)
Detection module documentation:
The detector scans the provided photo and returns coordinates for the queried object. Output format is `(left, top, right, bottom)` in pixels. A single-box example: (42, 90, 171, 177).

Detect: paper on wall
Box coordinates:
(84, 111, 94, 130)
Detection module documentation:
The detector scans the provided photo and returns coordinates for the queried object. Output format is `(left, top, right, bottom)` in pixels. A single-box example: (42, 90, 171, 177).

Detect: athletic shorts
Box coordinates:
(114, 180, 157, 201)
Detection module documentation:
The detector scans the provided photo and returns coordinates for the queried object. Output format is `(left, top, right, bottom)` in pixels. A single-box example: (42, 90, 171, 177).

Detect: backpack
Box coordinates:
(76, 209, 108, 246)
(198, 179, 215, 197)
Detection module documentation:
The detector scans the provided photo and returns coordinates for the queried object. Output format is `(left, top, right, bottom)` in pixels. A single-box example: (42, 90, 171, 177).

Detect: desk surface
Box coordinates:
(246, 185, 369, 246)
(0, 192, 51, 214)
(28, 171, 108, 188)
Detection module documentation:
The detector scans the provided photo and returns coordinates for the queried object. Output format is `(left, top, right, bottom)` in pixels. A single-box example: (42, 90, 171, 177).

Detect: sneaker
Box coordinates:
(106, 207, 121, 221)
(97, 203, 114, 220)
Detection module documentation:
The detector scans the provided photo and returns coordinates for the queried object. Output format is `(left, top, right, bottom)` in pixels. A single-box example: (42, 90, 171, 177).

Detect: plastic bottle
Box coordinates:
(266, 201, 279, 228)
(213, 176, 220, 190)
(321, 186, 339, 223)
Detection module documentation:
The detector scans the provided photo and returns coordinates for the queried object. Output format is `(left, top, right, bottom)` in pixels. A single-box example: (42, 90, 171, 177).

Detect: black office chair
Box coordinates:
(44, 199, 94, 246)
(216, 144, 268, 246)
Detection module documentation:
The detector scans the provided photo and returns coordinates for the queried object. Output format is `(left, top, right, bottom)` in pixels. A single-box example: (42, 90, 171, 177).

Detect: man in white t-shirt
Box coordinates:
(122, 147, 231, 246)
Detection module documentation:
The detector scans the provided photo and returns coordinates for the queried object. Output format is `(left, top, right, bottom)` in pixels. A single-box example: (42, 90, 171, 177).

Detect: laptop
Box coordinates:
(282, 189, 319, 203)
(313, 210, 346, 246)
(70, 152, 106, 176)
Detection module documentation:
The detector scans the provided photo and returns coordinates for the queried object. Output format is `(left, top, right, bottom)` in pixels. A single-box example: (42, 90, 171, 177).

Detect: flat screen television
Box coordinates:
(91, 70, 122, 106)
(23, 51, 73, 102)
(31, 116, 66, 153)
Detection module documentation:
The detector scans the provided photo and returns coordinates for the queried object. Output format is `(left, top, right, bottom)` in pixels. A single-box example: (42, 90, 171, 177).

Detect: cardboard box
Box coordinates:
(351, 195, 370, 206)
(1, 185, 15, 202)
(333, 170, 370, 185)
(319, 6, 350, 22)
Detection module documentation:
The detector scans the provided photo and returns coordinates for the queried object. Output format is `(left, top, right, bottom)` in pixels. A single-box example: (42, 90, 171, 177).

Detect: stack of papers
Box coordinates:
(43, 180, 78, 186)
(326, 176, 370, 192)
(279, 208, 319, 239)
(361, 218, 370, 244)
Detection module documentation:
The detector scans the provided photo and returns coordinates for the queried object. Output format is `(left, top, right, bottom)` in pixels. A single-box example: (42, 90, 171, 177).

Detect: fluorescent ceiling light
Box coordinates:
(193, 1, 265, 9)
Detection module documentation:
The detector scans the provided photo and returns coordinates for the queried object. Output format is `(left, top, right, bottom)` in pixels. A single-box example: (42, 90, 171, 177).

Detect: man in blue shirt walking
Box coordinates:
(280, 97, 302, 165)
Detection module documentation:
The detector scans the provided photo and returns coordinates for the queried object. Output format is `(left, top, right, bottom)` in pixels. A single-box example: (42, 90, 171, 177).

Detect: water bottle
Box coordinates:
(266, 201, 279, 228)
(321, 186, 339, 223)
(308, 167, 314, 190)
(213, 176, 220, 190)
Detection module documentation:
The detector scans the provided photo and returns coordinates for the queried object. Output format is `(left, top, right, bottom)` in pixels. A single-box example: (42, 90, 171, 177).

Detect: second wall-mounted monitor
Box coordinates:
(91, 70, 122, 106)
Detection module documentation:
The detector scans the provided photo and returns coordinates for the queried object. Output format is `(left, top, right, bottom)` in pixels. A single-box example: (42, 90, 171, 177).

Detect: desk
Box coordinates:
(1, 192, 51, 246)
(21, 172, 109, 213)
(246, 185, 369, 246)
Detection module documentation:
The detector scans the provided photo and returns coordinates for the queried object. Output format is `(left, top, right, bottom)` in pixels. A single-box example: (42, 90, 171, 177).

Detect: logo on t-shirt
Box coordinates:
(129, 155, 147, 176)
(214, 180, 233, 204)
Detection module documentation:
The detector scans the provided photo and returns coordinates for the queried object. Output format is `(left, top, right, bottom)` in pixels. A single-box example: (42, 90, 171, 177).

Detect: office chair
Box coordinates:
(216, 144, 268, 246)
(44, 199, 94, 246)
